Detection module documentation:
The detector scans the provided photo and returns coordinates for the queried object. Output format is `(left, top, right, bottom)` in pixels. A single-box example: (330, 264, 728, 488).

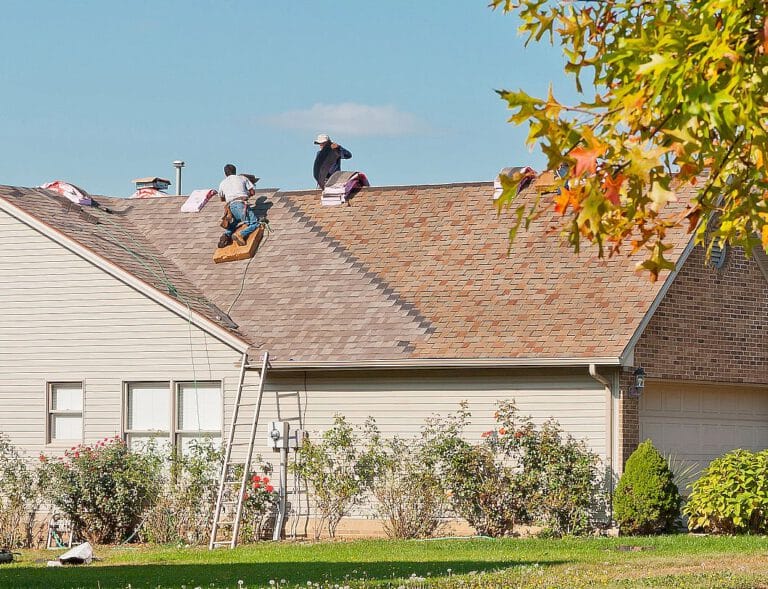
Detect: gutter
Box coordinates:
(251, 357, 622, 371)
(589, 363, 615, 522)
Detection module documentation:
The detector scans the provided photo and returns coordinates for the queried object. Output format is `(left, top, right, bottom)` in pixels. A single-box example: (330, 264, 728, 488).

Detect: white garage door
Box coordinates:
(640, 381, 768, 474)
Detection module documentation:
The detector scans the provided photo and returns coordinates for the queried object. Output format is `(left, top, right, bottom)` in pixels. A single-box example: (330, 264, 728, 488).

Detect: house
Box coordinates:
(1, 178, 766, 536)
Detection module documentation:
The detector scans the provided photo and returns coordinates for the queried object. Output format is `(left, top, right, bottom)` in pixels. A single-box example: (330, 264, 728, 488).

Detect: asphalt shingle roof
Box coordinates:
(0, 181, 694, 362)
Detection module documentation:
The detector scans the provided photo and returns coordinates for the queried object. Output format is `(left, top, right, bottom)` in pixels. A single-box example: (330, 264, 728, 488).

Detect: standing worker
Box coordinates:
(313, 134, 352, 189)
(217, 163, 259, 248)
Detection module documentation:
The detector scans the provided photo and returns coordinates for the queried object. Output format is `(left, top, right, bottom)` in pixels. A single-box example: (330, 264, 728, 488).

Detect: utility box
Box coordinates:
(268, 421, 290, 450)
(288, 428, 305, 450)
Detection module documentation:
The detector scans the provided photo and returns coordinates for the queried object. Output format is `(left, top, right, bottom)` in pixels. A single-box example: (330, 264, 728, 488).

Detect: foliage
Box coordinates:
(292, 415, 383, 539)
(39, 437, 162, 544)
(422, 401, 602, 537)
(613, 440, 681, 535)
(240, 464, 279, 542)
(142, 439, 223, 545)
(492, 0, 768, 280)
(370, 437, 448, 539)
(684, 449, 768, 534)
(0, 433, 44, 548)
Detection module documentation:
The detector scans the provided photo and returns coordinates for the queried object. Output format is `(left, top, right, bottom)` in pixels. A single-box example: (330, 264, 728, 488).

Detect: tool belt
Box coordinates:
(220, 199, 247, 229)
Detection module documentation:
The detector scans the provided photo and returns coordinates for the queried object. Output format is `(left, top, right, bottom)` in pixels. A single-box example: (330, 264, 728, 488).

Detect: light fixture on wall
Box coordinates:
(629, 366, 646, 398)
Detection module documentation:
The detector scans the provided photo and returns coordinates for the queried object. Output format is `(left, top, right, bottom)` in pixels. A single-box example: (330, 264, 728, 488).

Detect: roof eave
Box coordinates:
(262, 357, 622, 372)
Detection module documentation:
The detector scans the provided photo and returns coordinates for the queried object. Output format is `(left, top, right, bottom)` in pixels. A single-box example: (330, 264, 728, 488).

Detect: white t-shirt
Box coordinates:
(218, 175, 254, 203)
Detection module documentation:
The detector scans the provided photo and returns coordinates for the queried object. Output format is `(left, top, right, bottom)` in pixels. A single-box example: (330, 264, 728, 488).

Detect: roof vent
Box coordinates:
(709, 240, 727, 269)
(493, 167, 536, 200)
(172, 160, 185, 196)
(321, 171, 369, 206)
(130, 176, 171, 199)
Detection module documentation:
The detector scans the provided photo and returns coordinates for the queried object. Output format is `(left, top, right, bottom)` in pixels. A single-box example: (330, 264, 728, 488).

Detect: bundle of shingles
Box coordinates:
(321, 171, 369, 206)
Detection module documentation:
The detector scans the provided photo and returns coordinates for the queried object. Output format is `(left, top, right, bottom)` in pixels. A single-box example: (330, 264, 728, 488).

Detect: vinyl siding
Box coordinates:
(0, 209, 243, 453)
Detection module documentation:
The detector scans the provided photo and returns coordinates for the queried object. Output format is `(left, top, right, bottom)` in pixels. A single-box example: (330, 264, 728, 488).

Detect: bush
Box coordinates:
(684, 449, 768, 534)
(142, 439, 223, 545)
(423, 401, 603, 537)
(371, 437, 447, 539)
(613, 440, 681, 534)
(40, 437, 162, 544)
(240, 463, 279, 542)
(0, 433, 44, 548)
(292, 415, 382, 539)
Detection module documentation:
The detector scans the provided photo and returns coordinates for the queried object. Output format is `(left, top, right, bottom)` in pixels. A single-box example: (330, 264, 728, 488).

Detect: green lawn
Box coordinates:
(2, 536, 768, 589)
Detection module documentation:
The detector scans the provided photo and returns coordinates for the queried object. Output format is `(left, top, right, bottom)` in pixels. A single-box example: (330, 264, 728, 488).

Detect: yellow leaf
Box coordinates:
(762, 225, 768, 251)
(649, 182, 677, 213)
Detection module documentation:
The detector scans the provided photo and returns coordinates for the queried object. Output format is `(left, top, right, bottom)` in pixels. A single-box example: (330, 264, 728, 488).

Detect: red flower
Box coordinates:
(252, 475, 260, 483)
(514, 431, 523, 439)
(73, 452, 80, 458)
(262, 476, 270, 484)
(266, 485, 274, 493)
(480, 431, 492, 438)
(39, 454, 47, 462)
(499, 428, 507, 436)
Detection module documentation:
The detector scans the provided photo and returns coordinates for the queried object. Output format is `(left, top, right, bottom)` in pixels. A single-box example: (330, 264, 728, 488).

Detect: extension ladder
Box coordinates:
(209, 351, 270, 549)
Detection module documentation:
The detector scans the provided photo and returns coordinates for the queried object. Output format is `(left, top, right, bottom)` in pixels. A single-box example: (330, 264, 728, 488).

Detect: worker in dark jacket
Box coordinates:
(313, 134, 352, 189)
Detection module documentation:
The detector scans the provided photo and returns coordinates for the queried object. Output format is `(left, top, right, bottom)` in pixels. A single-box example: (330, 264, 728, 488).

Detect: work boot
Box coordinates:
(233, 231, 247, 246)
(218, 233, 232, 248)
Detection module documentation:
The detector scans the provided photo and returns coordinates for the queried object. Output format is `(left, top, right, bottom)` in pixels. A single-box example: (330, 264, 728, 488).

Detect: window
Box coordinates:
(125, 382, 171, 451)
(177, 382, 222, 453)
(124, 381, 222, 453)
(48, 383, 83, 443)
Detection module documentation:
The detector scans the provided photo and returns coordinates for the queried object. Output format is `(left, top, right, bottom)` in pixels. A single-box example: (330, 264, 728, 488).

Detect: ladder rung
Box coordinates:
(212, 541, 233, 546)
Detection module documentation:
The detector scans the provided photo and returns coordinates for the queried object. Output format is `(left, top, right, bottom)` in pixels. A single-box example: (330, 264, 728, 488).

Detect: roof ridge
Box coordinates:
(275, 181, 494, 198)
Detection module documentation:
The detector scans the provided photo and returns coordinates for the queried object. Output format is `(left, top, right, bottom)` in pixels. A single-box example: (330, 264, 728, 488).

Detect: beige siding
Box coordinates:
(0, 209, 243, 454)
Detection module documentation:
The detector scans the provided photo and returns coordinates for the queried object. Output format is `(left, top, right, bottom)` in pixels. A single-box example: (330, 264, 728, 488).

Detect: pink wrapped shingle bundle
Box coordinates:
(181, 189, 217, 212)
(39, 181, 92, 206)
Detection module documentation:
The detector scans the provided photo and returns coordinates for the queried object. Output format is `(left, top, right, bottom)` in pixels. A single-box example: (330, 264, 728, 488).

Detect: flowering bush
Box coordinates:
(39, 437, 162, 544)
(142, 439, 223, 544)
(241, 467, 279, 541)
(422, 401, 603, 537)
(293, 415, 383, 539)
(0, 433, 45, 548)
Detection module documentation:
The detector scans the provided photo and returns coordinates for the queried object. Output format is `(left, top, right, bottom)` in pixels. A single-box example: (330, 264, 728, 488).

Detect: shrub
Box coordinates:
(0, 433, 44, 548)
(423, 401, 603, 537)
(491, 404, 603, 536)
(422, 402, 533, 537)
(240, 464, 279, 542)
(613, 439, 681, 534)
(684, 449, 768, 534)
(142, 439, 223, 545)
(40, 437, 162, 544)
(371, 437, 447, 539)
(292, 415, 382, 539)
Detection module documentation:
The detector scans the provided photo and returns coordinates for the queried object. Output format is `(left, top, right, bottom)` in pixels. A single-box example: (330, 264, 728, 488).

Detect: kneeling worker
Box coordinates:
(218, 163, 259, 248)
(313, 134, 352, 189)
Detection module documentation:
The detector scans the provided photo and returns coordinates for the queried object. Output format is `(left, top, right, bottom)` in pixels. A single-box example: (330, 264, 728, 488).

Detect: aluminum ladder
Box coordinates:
(209, 351, 270, 549)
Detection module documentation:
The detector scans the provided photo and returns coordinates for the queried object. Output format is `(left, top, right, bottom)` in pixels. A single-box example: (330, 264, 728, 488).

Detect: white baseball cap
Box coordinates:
(314, 133, 330, 145)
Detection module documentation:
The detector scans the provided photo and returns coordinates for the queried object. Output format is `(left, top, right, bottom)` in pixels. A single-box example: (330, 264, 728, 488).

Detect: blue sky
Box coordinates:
(0, 1, 574, 196)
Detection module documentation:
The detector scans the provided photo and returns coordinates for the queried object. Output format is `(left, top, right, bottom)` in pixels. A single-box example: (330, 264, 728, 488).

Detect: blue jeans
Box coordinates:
(224, 200, 259, 239)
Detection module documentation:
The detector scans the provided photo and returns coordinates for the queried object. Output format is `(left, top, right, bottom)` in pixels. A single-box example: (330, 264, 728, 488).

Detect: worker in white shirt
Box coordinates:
(218, 163, 258, 248)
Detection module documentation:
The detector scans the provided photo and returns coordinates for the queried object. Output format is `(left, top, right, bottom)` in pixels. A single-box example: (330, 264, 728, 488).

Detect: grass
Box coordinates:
(2, 535, 768, 589)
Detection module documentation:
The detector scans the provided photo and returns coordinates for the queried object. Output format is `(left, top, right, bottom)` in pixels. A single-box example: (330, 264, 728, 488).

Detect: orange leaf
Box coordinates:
(553, 190, 571, 215)
(602, 173, 625, 205)
(571, 145, 606, 176)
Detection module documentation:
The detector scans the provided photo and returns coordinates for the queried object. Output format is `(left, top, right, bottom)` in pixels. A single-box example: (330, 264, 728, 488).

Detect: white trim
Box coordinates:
(619, 235, 698, 365)
(0, 196, 249, 354)
(258, 357, 622, 371)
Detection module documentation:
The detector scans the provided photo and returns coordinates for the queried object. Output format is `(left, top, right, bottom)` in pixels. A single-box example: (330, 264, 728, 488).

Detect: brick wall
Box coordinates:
(618, 245, 768, 467)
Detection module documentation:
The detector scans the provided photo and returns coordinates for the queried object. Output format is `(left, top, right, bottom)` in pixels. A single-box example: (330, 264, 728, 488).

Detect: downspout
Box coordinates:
(589, 363, 614, 522)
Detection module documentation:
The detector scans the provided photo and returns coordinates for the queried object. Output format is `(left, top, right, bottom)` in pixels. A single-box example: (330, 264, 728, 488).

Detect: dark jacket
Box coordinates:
(313, 144, 352, 188)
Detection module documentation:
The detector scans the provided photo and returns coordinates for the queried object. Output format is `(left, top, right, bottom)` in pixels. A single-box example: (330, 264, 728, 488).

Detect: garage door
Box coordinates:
(640, 381, 768, 474)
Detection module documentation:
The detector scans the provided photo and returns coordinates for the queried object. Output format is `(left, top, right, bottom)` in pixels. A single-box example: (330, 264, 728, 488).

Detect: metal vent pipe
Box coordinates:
(172, 160, 185, 196)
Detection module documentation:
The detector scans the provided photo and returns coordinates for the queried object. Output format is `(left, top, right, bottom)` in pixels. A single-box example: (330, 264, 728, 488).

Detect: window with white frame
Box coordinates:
(124, 381, 221, 453)
(48, 382, 83, 443)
